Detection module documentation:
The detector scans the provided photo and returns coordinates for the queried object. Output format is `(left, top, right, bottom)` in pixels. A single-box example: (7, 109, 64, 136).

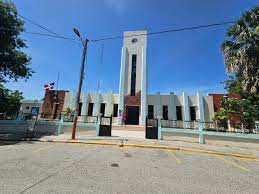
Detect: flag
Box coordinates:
(44, 82, 55, 90)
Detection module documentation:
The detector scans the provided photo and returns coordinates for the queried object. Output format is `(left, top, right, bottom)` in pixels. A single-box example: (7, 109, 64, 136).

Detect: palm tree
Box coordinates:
(221, 6, 259, 93)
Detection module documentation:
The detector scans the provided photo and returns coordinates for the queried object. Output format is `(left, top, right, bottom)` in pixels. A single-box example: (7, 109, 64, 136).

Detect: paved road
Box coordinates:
(0, 141, 258, 194)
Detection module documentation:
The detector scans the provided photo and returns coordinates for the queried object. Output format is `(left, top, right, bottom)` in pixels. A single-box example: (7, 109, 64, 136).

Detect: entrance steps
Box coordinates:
(112, 124, 145, 131)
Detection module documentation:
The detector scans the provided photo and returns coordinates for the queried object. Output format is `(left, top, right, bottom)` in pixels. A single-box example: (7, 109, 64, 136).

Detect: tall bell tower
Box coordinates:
(118, 31, 147, 125)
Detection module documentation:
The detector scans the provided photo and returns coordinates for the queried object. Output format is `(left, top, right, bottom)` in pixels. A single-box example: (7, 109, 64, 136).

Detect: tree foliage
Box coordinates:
(221, 6, 259, 93)
(0, 0, 32, 83)
(0, 1, 33, 118)
(0, 87, 23, 119)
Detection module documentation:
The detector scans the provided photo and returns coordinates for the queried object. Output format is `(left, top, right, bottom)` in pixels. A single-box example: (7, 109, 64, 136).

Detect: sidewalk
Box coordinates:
(1, 132, 258, 159)
(34, 133, 259, 159)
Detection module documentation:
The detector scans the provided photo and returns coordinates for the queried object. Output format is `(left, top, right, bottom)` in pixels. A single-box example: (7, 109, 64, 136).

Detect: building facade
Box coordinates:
(38, 30, 215, 125)
(20, 100, 43, 115)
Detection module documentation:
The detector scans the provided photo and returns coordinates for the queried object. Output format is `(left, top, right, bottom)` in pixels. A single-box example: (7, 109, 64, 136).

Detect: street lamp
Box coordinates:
(71, 28, 89, 139)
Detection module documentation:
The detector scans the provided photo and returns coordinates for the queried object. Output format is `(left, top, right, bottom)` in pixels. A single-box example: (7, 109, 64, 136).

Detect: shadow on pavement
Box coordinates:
(0, 132, 49, 146)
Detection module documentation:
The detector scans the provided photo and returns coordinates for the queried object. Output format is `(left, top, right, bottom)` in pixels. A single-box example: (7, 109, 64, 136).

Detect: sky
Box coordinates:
(5, 0, 259, 99)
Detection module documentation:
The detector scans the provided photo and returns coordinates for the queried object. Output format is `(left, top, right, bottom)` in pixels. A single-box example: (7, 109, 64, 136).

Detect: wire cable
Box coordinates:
(0, 3, 76, 41)
(91, 21, 235, 42)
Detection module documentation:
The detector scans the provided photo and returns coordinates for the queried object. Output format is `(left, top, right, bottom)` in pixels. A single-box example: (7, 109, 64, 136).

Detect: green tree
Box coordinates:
(220, 6, 259, 123)
(221, 6, 259, 94)
(0, 1, 33, 117)
(0, 87, 23, 119)
(0, 1, 32, 83)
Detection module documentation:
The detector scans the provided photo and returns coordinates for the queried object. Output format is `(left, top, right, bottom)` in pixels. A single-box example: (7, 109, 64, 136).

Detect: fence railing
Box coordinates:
(20, 113, 99, 124)
(203, 122, 259, 134)
(159, 119, 259, 134)
(158, 119, 259, 143)
(161, 119, 199, 130)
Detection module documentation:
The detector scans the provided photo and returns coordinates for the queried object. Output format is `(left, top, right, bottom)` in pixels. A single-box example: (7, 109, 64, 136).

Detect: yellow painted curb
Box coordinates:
(35, 139, 257, 159)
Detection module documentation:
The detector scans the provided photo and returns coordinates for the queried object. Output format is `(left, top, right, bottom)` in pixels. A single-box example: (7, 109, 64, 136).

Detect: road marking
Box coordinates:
(32, 145, 55, 153)
(167, 150, 182, 164)
(215, 155, 250, 172)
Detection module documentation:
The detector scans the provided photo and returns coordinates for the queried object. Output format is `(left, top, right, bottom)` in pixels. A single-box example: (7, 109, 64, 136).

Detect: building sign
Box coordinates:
(31, 107, 40, 116)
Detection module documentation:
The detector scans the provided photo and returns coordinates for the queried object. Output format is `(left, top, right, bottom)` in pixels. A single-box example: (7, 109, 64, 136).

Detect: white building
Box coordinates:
(60, 31, 214, 125)
(20, 100, 43, 115)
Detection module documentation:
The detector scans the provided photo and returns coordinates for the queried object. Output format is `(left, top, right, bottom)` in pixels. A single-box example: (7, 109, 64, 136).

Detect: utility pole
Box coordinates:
(72, 28, 89, 139)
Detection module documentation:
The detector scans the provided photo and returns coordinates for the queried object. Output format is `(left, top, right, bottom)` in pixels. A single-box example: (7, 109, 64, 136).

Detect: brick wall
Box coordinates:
(209, 93, 242, 125)
(41, 90, 68, 119)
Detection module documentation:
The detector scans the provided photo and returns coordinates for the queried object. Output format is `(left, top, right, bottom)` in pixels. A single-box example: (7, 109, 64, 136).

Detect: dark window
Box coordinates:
(88, 103, 94, 116)
(113, 104, 118, 117)
(148, 105, 154, 119)
(163, 106, 168, 120)
(26, 106, 29, 110)
(130, 54, 137, 96)
(190, 106, 196, 121)
(100, 103, 106, 116)
(176, 106, 182, 120)
(78, 102, 83, 116)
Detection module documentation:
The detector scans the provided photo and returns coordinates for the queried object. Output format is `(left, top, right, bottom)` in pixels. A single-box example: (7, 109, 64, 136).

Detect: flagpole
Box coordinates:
(51, 72, 60, 119)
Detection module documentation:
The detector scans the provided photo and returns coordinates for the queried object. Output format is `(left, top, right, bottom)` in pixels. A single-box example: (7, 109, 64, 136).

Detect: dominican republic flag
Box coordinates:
(44, 82, 55, 90)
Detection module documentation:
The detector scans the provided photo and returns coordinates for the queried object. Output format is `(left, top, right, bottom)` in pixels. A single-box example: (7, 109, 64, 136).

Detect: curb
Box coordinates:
(33, 139, 257, 159)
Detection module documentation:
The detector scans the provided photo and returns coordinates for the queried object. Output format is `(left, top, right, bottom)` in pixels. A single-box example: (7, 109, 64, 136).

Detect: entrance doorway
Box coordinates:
(126, 106, 139, 125)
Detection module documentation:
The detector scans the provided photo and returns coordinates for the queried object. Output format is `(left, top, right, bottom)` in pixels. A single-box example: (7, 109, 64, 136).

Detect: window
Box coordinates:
(78, 102, 83, 116)
(148, 105, 154, 119)
(100, 103, 106, 116)
(190, 106, 196, 121)
(88, 103, 94, 116)
(113, 104, 118, 117)
(130, 54, 137, 96)
(26, 106, 29, 110)
(163, 106, 168, 120)
(176, 106, 182, 120)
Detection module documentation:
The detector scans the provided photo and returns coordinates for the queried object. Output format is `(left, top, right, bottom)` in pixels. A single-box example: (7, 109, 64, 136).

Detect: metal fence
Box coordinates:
(203, 122, 259, 134)
(161, 120, 199, 130)
(20, 113, 99, 124)
(160, 119, 259, 134)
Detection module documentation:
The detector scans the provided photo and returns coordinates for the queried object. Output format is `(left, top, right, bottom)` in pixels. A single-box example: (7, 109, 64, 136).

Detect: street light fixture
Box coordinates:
(71, 28, 89, 140)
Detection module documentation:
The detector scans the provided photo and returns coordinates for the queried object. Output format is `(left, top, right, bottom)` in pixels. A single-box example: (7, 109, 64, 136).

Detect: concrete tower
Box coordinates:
(118, 31, 147, 125)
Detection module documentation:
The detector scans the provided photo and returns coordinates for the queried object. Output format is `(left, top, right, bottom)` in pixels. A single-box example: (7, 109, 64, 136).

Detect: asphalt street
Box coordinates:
(0, 141, 259, 194)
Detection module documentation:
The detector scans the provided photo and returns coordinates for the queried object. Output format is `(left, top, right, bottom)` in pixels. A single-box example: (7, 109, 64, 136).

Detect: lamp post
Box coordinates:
(71, 28, 89, 139)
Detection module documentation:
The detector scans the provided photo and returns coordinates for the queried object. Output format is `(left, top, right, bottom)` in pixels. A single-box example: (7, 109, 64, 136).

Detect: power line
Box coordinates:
(0, 27, 77, 41)
(0, 3, 75, 42)
(91, 21, 235, 42)
(0, 2, 237, 44)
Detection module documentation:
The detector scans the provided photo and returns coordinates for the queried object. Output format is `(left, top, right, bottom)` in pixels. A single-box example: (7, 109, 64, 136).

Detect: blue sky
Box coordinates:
(6, 0, 259, 99)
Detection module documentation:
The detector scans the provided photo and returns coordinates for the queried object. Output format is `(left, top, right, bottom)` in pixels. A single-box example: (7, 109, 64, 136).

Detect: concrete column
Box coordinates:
(93, 92, 100, 116)
(118, 46, 128, 124)
(168, 92, 176, 120)
(140, 46, 147, 125)
(82, 92, 89, 118)
(155, 92, 162, 119)
(105, 91, 113, 117)
(71, 90, 77, 110)
(197, 92, 205, 122)
(183, 92, 190, 128)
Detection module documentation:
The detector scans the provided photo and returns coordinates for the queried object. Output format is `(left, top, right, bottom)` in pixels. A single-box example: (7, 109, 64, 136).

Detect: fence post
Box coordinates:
(96, 114, 101, 136)
(57, 115, 64, 135)
(198, 120, 205, 144)
(16, 110, 23, 126)
(157, 116, 162, 140)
